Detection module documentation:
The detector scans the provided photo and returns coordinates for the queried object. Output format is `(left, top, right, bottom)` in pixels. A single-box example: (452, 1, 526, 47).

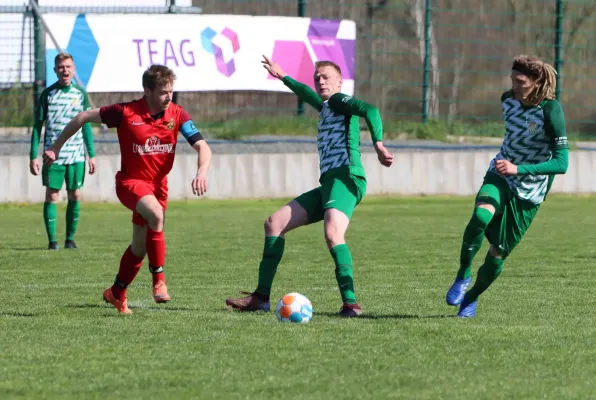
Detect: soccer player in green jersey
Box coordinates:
(225, 56, 394, 317)
(446, 55, 569, 318)
(29, 52, 96, 250)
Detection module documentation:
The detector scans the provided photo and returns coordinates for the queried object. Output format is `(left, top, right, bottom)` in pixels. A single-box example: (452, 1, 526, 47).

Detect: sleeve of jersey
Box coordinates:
(99, 103, 124, 128)
(517, 101, 569, 175)
(30, 121, 42, 160)
(178, 109, 204, 146)
(30, 91, 47, 159)
(82, 123, 95, 158)
(329, 93, 383, 143)
(83, 91, 92, 111)
(281, 76, 323, 111)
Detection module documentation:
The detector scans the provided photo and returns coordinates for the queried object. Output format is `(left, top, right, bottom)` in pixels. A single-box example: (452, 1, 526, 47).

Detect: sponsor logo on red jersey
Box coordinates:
(132, 136, 174, 155)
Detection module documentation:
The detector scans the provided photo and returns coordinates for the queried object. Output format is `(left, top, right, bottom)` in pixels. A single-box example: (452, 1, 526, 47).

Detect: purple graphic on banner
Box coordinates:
(201, 27, 240, 77)
(308, 19, 355, 80)
(269, 19, 355, 90)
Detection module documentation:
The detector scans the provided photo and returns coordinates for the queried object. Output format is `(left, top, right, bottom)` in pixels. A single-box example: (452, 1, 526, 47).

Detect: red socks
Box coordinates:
(147, 228, 166, 285)
(111, 246, 144, 301)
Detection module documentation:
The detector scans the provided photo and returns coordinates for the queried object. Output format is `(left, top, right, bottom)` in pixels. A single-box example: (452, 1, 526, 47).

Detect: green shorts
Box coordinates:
(476, 171, 540, 258)
(294, 172, 366, 223)
(42, 162, 86, 191)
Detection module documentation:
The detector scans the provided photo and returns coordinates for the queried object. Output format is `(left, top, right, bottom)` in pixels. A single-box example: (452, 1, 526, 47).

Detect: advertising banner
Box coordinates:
(44, 14, 356, 94)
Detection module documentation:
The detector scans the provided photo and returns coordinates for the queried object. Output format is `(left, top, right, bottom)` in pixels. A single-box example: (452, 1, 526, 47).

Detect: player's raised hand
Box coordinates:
(42, 147, 58, 166)
(88, 157, 96, 175)
(262, 55, 286, 79)
(495, 159, 518, 176)
(29, 159, 40, 176)
(192, 173, 208, 196)
(374, 142, 394, 167)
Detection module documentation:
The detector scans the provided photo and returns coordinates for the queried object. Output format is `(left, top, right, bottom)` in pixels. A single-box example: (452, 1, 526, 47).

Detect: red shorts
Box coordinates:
(115, 172, 168, 226)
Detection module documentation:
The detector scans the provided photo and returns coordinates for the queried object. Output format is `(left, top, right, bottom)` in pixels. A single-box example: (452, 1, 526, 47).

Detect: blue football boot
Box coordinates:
(446, 276, 472, 306)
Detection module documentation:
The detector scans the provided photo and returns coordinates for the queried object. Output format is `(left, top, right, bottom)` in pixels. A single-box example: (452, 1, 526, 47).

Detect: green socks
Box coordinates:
(457, 207, 494, 280)
(464, 253, 505, 302)
(43, 202, 57, 243)
(43, 201, 81, 243)
(66, 200, 80, 241)
(330, 244, 356, 304)
(254, 239, 357, 304)
(255, 236, 285, 297)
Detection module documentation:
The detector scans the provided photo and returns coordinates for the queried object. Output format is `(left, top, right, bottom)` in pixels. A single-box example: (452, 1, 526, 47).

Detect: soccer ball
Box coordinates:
(275, 292, 313, 324)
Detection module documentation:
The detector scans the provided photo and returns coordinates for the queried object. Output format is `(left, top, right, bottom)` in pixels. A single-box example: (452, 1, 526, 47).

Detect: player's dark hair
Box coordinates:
(142, 64, 176, 91)
(512, 55, 557, 105)
(315, 61, 342, 76)
(54, 52, 73, 66)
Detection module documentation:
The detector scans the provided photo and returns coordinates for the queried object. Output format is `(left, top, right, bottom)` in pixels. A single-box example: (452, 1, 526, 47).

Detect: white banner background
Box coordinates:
(43, 14, 356, 94)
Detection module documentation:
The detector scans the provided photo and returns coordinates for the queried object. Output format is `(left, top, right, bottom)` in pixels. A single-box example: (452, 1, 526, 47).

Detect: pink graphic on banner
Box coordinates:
(270, 41, 315, 86)
(269, 19, 355, 90)
(202, 27, 240, 77)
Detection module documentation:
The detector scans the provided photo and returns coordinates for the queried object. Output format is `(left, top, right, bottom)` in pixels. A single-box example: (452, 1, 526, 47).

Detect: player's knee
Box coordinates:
(67, 190, 81, 202)
(471, 205, 494, 229)
(264, 215, 281, 236)
(45, 190, 59, 203)
(489, 245, 504, 259)
(324, 225, 344, 248)
(146, 210, 164, 231)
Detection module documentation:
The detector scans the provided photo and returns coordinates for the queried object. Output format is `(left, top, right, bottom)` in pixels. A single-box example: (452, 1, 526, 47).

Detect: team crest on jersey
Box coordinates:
(132, 136, 174, 155)
(165, 118, 175, 130)
(71, 98, 80, 107)
(528, 121, 540, 134)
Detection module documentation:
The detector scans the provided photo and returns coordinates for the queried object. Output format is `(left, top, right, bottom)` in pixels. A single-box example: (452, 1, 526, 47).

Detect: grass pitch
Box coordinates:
(1, 196, 596, 399)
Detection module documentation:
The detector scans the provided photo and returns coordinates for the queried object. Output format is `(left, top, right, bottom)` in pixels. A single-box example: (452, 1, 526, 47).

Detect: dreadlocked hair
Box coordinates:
(512, 55, 557, 106)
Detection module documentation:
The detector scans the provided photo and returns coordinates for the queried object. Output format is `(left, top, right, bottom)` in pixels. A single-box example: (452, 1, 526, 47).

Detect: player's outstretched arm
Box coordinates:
(42, 109, 102, 166)
(329, 94, 394, 167)
(261, 55, 323, 111)
(191, 140, 212, 196)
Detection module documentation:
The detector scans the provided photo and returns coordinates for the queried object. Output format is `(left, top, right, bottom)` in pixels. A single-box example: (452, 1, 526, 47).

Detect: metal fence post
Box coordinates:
(422, 0, 431, 123)
(554, 0, 563, 100)
(297, 0, 305, 116)
(32, 0, 45, 114)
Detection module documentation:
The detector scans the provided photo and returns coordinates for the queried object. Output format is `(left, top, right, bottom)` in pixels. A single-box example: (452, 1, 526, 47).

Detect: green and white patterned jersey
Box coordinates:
(282, 77, 383, 181)
(317, 96, 368, 178)
(37, 82, 91, 165)
(488, 91, 568, 204)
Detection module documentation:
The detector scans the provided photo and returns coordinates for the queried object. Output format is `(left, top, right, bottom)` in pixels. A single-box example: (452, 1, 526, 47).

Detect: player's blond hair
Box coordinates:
(54, 52, 73, 66)
(315, 60, 342, 76)
(512, 55, 557, 105)
(142, 64, 176, 91)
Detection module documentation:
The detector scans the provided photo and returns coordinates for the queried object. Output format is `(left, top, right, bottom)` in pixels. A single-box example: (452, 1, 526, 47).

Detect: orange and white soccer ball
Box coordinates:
(275, 292, 313, 323)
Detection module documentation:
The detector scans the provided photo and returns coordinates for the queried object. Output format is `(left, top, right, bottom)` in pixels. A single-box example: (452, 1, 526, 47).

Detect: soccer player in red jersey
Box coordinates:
(43, 65, 212, 315)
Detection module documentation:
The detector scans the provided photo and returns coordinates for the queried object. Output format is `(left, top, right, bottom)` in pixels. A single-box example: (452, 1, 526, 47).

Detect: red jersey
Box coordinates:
(100, 98, 200, 182)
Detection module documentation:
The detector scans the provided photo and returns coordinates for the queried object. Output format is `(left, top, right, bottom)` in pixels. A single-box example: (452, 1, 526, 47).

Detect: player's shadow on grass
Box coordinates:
(3, 247, 47, 251)
(315, 311, 456, 320)
(67, 304, 198, 313)
(0, 312, 36, 317)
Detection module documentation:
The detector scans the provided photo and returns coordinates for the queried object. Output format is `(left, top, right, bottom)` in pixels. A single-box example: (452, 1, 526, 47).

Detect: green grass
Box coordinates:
(2, 196, 596, 399)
